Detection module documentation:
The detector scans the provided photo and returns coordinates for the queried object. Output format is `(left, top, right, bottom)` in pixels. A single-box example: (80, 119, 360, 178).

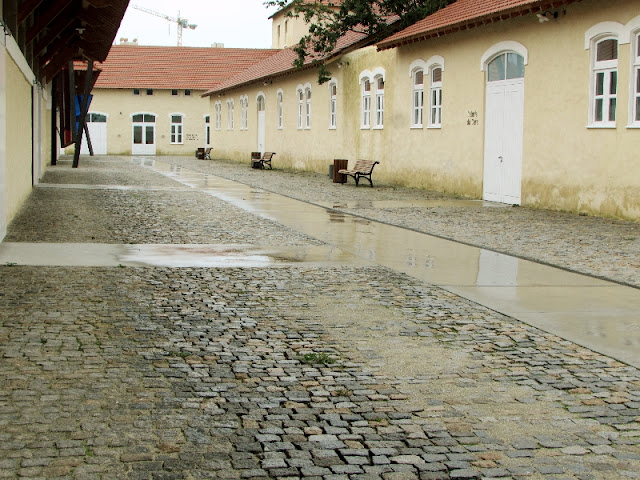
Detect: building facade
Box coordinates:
(206, 0, 640, 221)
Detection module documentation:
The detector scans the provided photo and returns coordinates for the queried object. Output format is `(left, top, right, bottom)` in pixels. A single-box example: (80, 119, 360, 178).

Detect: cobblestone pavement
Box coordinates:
(0, 156, 638, 479)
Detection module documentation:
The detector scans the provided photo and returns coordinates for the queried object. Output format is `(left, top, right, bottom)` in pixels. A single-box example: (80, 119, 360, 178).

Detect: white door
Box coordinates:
(81, 113, 107, 154)
(483, 53, 525, 205)
(257, 95, 266, 154)
(132, 113, 156, 155)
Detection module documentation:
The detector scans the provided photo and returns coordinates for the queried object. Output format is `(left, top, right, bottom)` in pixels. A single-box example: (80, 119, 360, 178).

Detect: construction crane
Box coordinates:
(132, 5, 197, 46)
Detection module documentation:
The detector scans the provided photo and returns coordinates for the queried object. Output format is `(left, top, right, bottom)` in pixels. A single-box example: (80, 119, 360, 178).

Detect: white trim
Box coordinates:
(623, 15, 640, 43)
(0, 44, 6, 241)
(169, 113, 185, 144)
(256, 91, 266, 103)
(276, 89, 284, 130)
(6, 35, 36, 84)
(130, 112, 158, 120)
(425, 55, 445, 72)
(409, 59, 427, 77)
(328, 78, 338, 130)
(585, 21, 626, 48)
(169, 112, 186, 119)
(359, 70, 372, 83)
(629, 29, 640, 127)
(481, 41, 528, 71)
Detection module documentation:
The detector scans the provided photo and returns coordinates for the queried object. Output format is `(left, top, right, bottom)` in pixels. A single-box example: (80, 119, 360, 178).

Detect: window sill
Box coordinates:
(427, 125, 442, 129)
(360, 126, 371, 130)
(410, 125, 423, 129)
(373, 126, 384, 130)
(626, 124, 640, 129)
(586, 124, 616, 129)
(328, 126, 337, 130)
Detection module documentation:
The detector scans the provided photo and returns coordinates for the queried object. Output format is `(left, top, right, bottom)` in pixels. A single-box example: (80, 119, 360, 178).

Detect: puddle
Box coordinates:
(0, 243, 364, 268)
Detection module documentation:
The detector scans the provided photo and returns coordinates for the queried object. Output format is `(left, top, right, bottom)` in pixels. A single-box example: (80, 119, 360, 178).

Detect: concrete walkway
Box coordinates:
(0, 155, 638, 479)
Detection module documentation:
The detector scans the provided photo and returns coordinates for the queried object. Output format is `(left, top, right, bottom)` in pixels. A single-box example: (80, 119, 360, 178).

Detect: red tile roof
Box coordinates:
(203, 29, 370, 97)
(377, 0, 581, 50)
(94, 45, 281, 90)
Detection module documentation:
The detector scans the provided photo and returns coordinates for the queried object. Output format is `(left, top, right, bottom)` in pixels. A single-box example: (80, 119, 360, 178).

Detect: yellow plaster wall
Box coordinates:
(5, 55, 32, 222)
(83, 88, 211, 155)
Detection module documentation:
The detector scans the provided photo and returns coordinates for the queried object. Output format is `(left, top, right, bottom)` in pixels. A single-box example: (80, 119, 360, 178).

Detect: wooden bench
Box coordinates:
(196, 148, 212, 160)
(252, 151, 275, 169)
(338, 159, 379, 187)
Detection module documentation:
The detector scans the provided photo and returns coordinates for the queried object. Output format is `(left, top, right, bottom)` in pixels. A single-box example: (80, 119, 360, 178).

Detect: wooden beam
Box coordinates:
(41, 45, 77, 82)
(17, 0, 47, 25)
(86, 0, 113, 7)
(25, 0, 74, 45)
(34, 16, 76, 56)
(73, 60, 94, 168)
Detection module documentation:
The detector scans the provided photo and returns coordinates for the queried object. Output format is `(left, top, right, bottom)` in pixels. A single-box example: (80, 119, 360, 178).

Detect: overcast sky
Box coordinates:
(115, 0, 279, 49)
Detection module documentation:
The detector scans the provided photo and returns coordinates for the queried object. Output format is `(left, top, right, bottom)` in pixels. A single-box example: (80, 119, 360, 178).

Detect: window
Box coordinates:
(297, 88, 304, 129)
(146, 89, 153, 95)
(171, 89, 178, 96)
(305, 87, 312, 129)
(227, 99, 234, 130)
(329, 81, 337, 129)
(361, 79, 371, 128)
(412, 69, 424, 127)
(133, 88, 140, 95)
(374, 76, 384, 128)
(591, 37, 618, 126)
(632, 32, 640, 125)
(205, 115, 211, 145)
(214, 102, 222, 130)
(429, 66, 443, 127)
(185, 90, 191, 96)
(487, 52, 525, 82)
(277, 90, 284, 129)
(170, 114, 183, 144)
(239, 96, 248, 130)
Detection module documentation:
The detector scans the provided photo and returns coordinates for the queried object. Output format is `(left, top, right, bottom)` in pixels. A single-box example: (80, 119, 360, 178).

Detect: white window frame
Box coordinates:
(328, 79, 337, 129)
(428, 65, 443, 128)
(591, 36, 619, 127)
(204, 114, 211, 146)
(361, 77, 371, 129)
(277, 89, 284, 129)
(227, 99, 235, 130)
(297, 85, 304, 129)
(305, 85, 312, 129)
(631, 31, 640, 127)
(374, 75, 385, 129)
(411, 67, 424, 128)
(170, 113, 184, 144)
(239, 95, 249, 130)
(214, 102, 222, 130)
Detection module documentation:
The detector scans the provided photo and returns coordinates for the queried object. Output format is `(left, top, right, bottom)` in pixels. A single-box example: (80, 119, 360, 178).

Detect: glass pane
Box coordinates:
(306, 90, 311, 99)
(185, 90, 191, 96)
(205, 116, 210, 123)
(595, 72, 604, 96)
(636, 97, 640, 122)
(637, 69, 640, 94)
(377, 78, 384, 90)
(595, 99, 603, 122)
(133, 126, 142, 144)
(609, 71, 617, 94)
(172, 89, 178, 95)
(145, 126, 154, 144)
(432, 68, 442, 83)
(608, 98, 616, 122)
(94, 114, 107, 122)
(596, 39, 618, 61)
(144, 114, 155, 122)
(488, 55, 506, 82)
(364, 80, 370, 92)
(415, 70, 423, 86)
(171, 115, 181, 123)
(133, 114, 143, 122)
(506, 53, 525, 79)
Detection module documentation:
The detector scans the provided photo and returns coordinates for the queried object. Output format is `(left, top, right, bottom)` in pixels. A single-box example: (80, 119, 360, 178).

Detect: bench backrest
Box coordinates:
(262, 152, 275, 160)
(353, 159, 379, 173)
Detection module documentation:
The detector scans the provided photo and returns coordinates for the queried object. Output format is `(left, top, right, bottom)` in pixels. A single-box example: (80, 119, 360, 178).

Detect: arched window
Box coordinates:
(592, 37, 618, 126)
(631, 31, 640, 125)
(297, 86, 304, 129)
(214, 102, 222, 130)
(374, 76, 385, 128)
(226, 99, 234, 130)
(239, 95, 249, 130)
(257, 95, 265, 112)
(361, 78, 371, 128)
(429, 66, 443, 127)
(305, 86, 312, 129)
(328, 80, 337, 129)
(487, 52, 525, 82)
(277, 90, 284, 129)
(412, 69, 424, 127)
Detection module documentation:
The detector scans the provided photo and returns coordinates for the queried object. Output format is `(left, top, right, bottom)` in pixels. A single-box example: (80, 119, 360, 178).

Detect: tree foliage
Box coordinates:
(264, 0, 456, 82)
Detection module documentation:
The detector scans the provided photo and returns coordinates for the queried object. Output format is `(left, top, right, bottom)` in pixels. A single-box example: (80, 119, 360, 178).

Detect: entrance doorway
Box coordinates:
(81, 112, 107, 154)
(132, 113, 156, 155)
(257, 94, 265, 154)
(483, 52, 525, 205)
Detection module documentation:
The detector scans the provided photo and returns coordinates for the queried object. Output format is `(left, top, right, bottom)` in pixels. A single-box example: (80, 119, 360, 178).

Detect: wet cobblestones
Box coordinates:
(0, 156, 638, 478)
